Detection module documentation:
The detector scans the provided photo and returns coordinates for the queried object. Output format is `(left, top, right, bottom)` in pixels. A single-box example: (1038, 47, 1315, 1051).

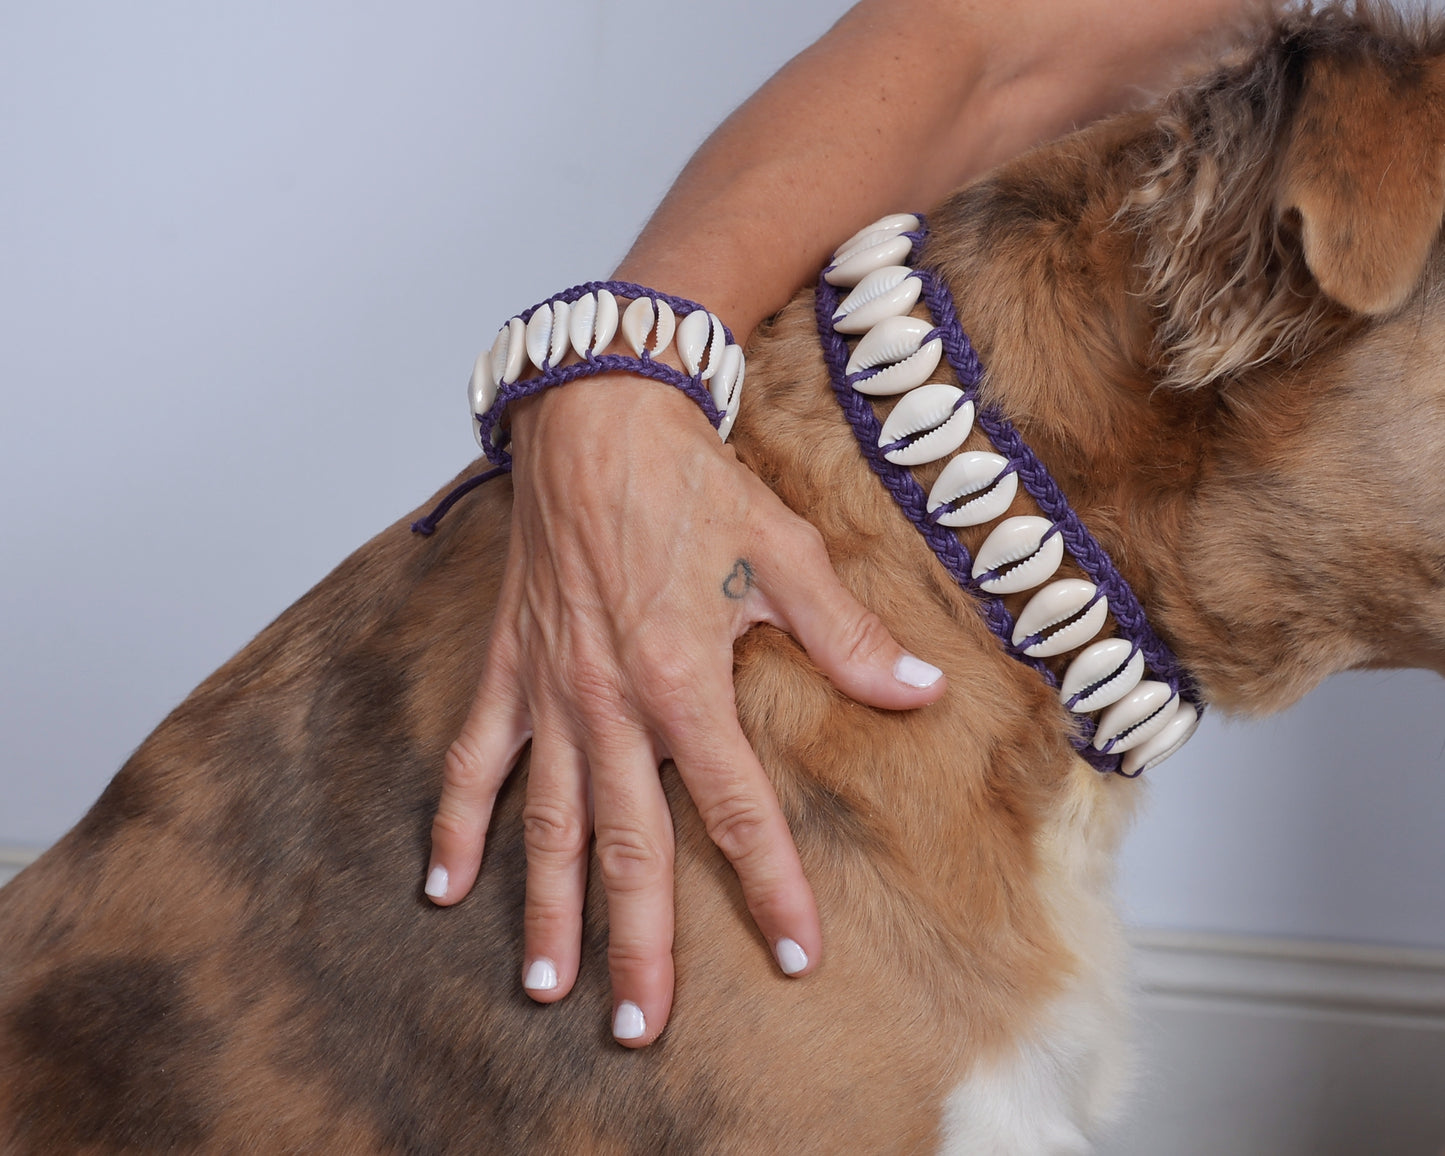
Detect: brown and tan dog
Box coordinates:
(4, 6, 1445, 1152)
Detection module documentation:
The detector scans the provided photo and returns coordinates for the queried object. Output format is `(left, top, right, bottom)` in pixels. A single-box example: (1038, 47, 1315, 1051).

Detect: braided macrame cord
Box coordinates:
(413, 279, 738, 532)
(817, 216, 1201, 776)
(416, 234, 1201, 775)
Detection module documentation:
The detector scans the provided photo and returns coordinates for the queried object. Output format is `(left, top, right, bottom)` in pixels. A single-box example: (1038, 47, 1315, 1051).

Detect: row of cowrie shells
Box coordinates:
(469, 290, 746, 446)
(827, 215, 1198, 775)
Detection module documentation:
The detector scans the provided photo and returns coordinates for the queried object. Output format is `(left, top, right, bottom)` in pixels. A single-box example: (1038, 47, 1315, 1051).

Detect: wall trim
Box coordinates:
(1128, 928, 1445, 1023)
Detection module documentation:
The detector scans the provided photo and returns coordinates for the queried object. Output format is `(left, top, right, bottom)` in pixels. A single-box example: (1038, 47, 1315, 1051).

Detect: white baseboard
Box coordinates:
(1128, 927, 1445, 1023)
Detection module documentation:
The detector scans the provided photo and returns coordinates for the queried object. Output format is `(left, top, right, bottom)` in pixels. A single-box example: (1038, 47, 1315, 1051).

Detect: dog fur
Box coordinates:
(4, 6, 1445, 1152)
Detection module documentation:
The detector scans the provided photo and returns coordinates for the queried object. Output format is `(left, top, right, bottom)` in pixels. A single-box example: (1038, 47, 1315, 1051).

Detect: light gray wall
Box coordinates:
(3, 2, 1443, 951)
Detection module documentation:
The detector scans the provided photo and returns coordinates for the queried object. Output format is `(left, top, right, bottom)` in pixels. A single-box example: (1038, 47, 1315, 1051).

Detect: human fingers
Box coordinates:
(426, 634, 532, 906)
(586, 727, 677, 1047)
(663, 696, 820, 981)
(518, 718, 591, 1004)
(749, 515, 946, 710)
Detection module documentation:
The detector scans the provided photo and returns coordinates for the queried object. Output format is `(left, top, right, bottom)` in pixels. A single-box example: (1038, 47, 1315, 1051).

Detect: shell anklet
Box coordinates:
(467, 280, 746, 468)
(819, 214, 1202, 777)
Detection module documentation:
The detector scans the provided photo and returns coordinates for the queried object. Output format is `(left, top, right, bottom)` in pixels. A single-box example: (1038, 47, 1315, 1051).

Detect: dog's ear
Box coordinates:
(1277, 52, 1445, 315)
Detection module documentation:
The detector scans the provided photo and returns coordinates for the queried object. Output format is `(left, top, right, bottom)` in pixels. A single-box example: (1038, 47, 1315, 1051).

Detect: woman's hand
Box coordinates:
(424, 376, 945, 1045)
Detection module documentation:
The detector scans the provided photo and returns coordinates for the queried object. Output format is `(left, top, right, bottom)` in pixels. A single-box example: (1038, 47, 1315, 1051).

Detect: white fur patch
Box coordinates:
(938, 762, 1138, 1154)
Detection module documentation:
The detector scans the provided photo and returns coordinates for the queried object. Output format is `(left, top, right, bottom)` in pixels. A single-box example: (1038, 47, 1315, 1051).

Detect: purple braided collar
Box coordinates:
(816, 221, 1200, 776)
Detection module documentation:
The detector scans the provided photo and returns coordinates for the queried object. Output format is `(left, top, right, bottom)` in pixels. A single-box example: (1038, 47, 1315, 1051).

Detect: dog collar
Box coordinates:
(817, 214, 1201, 776)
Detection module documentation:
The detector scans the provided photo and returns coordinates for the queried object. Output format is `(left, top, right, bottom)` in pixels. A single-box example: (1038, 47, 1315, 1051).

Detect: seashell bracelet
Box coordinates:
(468, 280, 746, 469)
(818, 214, 1203, 776)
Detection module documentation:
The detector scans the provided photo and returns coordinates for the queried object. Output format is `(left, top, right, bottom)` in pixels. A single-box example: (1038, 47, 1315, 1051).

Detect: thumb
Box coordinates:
(750, 524, 946, 710)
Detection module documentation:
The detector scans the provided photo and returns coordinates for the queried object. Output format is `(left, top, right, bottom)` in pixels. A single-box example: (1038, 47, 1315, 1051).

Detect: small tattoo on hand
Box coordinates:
(722, 559, 755, 600)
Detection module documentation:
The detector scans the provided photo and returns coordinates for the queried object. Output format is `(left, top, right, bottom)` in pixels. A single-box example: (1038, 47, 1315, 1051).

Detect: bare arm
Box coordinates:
(428, 0, 1265, 1047)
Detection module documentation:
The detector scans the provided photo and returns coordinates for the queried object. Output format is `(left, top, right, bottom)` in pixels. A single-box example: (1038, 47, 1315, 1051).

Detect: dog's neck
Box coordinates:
(924, 111, 1445, 716)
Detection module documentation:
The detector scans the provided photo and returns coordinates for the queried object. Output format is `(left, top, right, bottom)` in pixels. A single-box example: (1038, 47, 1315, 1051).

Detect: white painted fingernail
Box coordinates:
(775, 937, 809, 976)
(894, 653, 943, 688)
(424, 865, 449, 900)
(524, 959, 558, 992)
(612, 1001, 646, 1041)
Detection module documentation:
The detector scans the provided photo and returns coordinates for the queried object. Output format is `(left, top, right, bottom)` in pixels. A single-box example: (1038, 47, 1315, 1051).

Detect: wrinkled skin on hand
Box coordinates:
(425, 375, 945, 1045)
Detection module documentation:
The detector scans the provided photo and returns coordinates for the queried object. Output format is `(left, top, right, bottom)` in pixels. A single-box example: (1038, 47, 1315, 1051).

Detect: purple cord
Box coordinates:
(410, 467, 507, 536)
(474, 280, 735, 469)
(818, 220, 1200, 775)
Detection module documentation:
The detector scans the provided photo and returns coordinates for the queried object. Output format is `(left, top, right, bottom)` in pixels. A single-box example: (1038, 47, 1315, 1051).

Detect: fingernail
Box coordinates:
(894, 653, 943, 688)
(775, 937, 809, 976)
(424, 864, 449, 900)
(524, 958, 558, 992)
(612, 1000, 646, 1041)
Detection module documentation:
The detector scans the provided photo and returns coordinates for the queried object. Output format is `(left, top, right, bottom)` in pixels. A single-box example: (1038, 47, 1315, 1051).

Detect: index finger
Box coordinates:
(660, 678, 821, 980)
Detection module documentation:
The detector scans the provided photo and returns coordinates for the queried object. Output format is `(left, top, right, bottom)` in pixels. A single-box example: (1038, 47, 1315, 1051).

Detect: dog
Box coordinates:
(4, 6, 1444, 1152)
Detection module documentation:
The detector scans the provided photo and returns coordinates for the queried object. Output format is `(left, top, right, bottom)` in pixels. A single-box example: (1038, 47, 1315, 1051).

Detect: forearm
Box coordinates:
(616, 0, 1268, 340)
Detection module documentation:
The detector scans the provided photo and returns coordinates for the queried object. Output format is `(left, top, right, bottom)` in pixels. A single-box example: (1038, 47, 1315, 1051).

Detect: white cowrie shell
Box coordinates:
(467, 351, 497, 446)
(825, 233, 915, 287)
(525, 304, 554, 371)
(488, 317, 527, 386)
(846, 316, 933, 373)
(833, 213, 921, 263)
(700, 313, 726, 379)
(621, 296, 676, 357)
(1121, 699, 1200, 775)
(1011, 580, 1109, 658)
(547, 299, 571, 367)
(710, 343, 744, 412)
(853, 344, 944, 395)
(845, 317, 945, 399)
(568, 291, 618, 357)
(971, 515, 1065, 594)
(593, 290, 619, 351)
(832, 267, 922, 334)
(1094, 681, 1177, 753)
(718, 375, 743, 440)
(877, 384, 974, 466)
(677, 310, 726, 378)
(927, 451, 1019, 528)
(1061, 639, 1145, 713)
(568, 294, 597, 357)
(502, 316, 527, 383)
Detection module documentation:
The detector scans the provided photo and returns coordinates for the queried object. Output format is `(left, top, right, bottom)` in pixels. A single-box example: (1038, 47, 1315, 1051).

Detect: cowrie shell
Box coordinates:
(1061, 639, 1145, 713)
(568, 290, 619, 357)
(547, 300, 571, 366)
(710, 343, 744, 413)
(1011, 580, 1109, 658)
(833, 213, 921, 263)
(525, 304, 555, 371)
(846, 316, 944, 395)
(489, 316, 528, 386)
(621, 296, 676, 357)
(832, 266, 922, 334)
(971, 515, 1064, 594)
(467, 350, 497, 445)
(846, 316, 933, 374)
(1094, 681, 1177, 753)
(677, 310, 726, 378)
(1121, 699, 1200, 775)
(718, 375, 743, 440)
(928, 451, 1019, 527)
(877, 384, 975, 466)
(825, 233, 915, 287)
